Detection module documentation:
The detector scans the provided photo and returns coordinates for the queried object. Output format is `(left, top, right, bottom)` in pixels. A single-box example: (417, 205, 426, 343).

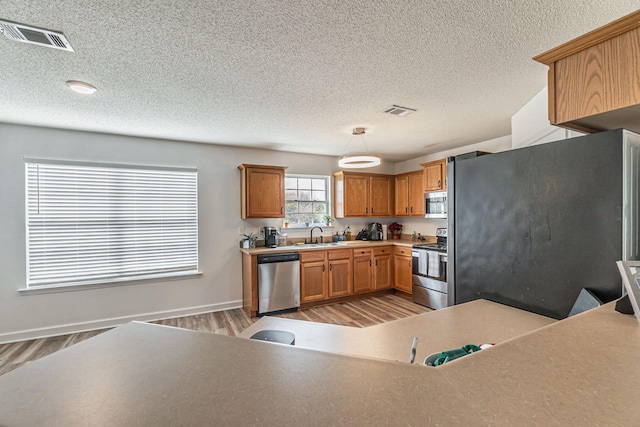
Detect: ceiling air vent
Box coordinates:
(0, 19, 74, 52)
(383, 105, 417, 117)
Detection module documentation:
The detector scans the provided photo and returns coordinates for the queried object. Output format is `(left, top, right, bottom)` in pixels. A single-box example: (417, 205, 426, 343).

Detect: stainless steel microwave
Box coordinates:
(425, 191, 447, 218)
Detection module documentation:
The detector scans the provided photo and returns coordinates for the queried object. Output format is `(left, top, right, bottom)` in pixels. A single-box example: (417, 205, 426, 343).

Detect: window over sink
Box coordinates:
(284, 175, 331, 227)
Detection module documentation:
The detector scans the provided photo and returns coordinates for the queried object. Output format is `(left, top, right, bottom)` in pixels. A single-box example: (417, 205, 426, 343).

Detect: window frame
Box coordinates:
(284, 174, 332, 228)
(21, 158, 200, 293)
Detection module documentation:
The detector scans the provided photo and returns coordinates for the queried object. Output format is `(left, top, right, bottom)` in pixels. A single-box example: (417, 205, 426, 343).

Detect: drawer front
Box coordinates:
(373, 246, 392, 256)
(394, 246, 412, 257)
(328, 249, 351, 260)
(352, 248, 372, 258)
(301, 251, 326, 263)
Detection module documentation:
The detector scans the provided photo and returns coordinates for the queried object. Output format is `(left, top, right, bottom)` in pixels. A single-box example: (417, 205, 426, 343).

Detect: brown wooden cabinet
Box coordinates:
(394, 170, 425, 216)
(302, 250, 353, 301)
(373, 246, 393, 290)
(393, 246, 412, 294)
(421, 160, 446, 192)
(328, 249, 352, 298)
(533, 10, 640, 134)
(333, 172, 393, 218)
(300, 251, 328, 302)
(352, 248, 374, 293)
(238, 164, 286, 219)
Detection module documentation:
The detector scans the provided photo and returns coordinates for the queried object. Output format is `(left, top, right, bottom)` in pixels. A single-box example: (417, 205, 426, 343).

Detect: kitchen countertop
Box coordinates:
(239, 299, 556, 363)
(240, 238, 416, 255)
(1, 301, 637, 425)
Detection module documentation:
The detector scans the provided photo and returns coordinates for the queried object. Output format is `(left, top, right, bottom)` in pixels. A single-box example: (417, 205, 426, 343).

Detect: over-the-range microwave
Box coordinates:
(425, 191, 447, 218)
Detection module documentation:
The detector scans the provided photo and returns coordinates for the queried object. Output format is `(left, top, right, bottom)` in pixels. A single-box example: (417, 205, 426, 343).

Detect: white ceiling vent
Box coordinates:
(0, 19, 74, 52)
(383, 105, 417, 117)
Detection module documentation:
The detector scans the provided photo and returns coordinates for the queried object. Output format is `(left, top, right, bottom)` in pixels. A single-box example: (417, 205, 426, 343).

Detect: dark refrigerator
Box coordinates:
(447, 129, 640, 319)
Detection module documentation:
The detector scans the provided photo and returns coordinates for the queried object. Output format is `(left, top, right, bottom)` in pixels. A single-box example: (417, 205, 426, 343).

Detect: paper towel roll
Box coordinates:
(382, 224, 388, 240)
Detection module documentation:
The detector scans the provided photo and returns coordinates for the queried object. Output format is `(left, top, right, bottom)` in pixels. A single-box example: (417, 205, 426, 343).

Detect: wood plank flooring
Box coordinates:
(0, 294, 429, 376)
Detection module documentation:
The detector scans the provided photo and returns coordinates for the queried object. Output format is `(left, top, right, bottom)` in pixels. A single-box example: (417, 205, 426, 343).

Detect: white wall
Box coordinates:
(0, 123, 395, 342)
(511, 87, 584, 148)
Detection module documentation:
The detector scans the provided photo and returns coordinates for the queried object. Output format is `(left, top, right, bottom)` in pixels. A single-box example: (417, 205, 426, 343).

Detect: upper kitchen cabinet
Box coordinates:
(238, 164, 286, 219)
(533, 10, 640, 134)
(333, 172, 393, 218)
(421, 159, 446, 192)
(394, 170, 424, 216)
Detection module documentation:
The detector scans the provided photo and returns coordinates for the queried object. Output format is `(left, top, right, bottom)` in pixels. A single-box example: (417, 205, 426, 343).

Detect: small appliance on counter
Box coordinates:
(263, 226, 278, 248)
(368, 222, 383, 240)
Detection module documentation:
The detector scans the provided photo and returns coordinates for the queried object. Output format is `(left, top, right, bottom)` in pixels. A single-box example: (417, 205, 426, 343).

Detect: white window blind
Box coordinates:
(25, 161, 198, 288)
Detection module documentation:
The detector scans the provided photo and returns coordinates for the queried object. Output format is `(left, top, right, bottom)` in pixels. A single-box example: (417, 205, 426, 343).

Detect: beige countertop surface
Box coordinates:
(240, 238, 415, 255)
(0, 301, 638, 425)
(239, 299, 556, 363)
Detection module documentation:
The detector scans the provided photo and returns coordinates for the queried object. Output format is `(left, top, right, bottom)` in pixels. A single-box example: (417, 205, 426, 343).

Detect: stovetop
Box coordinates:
(413, 243, 447, 252)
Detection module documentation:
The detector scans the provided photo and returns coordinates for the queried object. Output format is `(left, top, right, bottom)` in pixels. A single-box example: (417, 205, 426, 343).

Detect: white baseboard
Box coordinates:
(0, 300, 243, 344)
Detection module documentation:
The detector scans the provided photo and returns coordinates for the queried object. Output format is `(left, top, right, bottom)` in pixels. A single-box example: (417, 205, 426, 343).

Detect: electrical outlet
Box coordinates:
(238, 226, 245, 235)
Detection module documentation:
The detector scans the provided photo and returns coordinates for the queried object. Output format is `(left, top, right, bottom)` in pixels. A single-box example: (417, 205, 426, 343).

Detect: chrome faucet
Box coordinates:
(310, 226, 323, 244)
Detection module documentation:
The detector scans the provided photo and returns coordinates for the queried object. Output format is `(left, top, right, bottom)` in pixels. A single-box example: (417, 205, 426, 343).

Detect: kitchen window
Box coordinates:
(24, 160, 199, 290)
(284, 175, 330, 226)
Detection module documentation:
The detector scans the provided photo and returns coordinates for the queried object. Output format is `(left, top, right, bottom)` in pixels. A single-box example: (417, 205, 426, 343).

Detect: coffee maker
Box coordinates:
(263, 226, 278, 248)
(368, 222, 383, 241)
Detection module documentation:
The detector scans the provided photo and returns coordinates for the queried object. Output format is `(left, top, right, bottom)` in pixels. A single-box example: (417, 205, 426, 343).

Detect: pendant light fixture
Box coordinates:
(338, 127, 381, 169)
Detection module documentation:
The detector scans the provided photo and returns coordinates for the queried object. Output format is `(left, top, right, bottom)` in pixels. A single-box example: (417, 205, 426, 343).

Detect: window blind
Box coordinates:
(25, 161, 198, 288)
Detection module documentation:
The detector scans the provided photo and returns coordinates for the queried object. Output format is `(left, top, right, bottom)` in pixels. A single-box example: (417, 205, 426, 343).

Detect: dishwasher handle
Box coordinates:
(257, 252, 300, 264)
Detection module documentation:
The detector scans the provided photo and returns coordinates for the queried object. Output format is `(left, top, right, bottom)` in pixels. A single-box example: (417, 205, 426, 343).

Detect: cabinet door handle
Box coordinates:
(322, 264, 325, 272)
(329, 263, 332, 271)
(437, 180, 441, 188)
(405, 207, 408, 213)
(366, 207, 368, 214)
(369, 260, 372, 267)
(281, 207, 283, 214)
(375, 259, 378, 266)
(410, 206, 413, 213)
(371, 208, 374, 214)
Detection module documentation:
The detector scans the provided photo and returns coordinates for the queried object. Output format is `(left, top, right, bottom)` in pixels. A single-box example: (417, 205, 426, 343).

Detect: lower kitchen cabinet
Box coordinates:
(393, 246, 412, 294)
(352, 248, 374, 293)
(328, 249, 353, 297)
(301, 251, 328, 302)
(373, 246, 393, 290)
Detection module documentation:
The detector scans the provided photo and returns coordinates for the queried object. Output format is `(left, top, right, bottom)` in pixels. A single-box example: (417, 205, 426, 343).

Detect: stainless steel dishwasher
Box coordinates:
(257, 252, 300, 315)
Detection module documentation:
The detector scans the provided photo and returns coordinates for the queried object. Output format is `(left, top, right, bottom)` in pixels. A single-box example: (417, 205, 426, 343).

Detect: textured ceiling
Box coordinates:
(0, 1, 638, 162)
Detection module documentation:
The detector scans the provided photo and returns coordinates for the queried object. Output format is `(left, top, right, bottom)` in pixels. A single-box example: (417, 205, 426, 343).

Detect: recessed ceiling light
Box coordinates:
(66, 80, 97, 95)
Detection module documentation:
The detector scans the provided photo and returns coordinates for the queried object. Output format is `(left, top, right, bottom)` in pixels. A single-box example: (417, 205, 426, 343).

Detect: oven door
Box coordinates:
(411, 249, 429, 276)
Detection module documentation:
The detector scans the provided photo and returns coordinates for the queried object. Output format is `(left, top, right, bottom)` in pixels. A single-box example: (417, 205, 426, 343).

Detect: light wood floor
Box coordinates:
(0, 294, 429, 376)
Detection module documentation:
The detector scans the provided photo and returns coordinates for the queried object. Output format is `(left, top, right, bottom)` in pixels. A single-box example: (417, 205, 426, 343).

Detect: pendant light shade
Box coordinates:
(338, 127, 381, 169)
(338, 155, 381, 168)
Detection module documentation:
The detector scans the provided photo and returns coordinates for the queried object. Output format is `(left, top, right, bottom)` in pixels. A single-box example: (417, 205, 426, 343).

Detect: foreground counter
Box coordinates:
(0, 301, 638, 425)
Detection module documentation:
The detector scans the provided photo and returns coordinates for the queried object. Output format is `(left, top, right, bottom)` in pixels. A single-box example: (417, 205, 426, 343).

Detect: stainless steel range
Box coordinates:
(412, 228, 448, 309)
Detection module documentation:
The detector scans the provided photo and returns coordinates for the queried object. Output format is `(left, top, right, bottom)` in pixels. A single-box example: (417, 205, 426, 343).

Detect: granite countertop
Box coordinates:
(1, 301, 637, 425)
(239, 299, 556, 363)
(240, 238, 416, 255)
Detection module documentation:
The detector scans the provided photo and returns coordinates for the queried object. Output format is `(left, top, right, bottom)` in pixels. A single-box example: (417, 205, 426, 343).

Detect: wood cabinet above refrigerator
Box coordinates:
(533, 10, 640, 134)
